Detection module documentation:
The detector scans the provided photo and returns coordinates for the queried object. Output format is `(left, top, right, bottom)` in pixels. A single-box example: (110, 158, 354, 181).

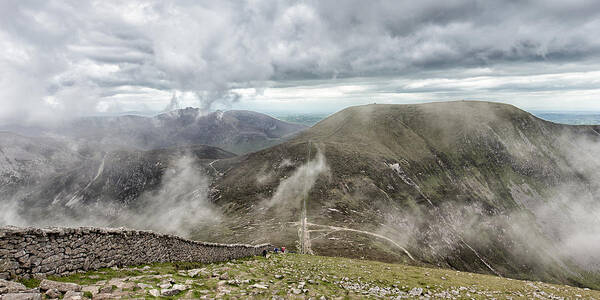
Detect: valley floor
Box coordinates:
(18, 254, 600, 299)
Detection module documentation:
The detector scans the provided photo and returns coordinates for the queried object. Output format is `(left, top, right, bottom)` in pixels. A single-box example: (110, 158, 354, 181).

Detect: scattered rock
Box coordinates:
(63, 291, 83, 300)
(148, 289, 160, 297)
(114, 281, 134, 290)
(172, 284, 188, 291)
(274, 274, 284, 279)
(98, 286, 112, 294)
(158, 283, 171, 289)
(81, 286, 98, 295)
(226, 280, 240, 286)
(160, 288, 180, 296)
(44, 288, 60, 299)
(250, 284, 268, 289)
(136, 283, 152, 289)
(409, 287, 423, 296)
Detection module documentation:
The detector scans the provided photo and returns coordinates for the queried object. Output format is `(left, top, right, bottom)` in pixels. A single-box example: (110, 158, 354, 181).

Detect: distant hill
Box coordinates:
(206, 101, 600, 288)
(534, 111, 600, 125)
(4, 108, 307, 155)
(0, 132, 89, 197)
(0, 107, 306, 232)
(0, 131, 235, 230)
(270, 112, 331, 127)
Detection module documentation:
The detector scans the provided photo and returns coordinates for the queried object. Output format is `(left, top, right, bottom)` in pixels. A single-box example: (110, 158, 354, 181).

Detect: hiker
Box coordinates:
(274, 247, 279, 253)
(281, 246, 286, 253)
(262, 249, 268, 257)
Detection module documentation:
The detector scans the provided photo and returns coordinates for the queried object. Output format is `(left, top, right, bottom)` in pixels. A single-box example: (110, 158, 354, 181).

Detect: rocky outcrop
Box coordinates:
(0, 226, 271, 279)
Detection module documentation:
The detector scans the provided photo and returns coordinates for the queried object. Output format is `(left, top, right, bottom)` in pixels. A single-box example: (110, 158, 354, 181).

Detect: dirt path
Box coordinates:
(299, 141, 313, 254)
(208, 159, 219, 175)
(66, 155, 106, 207)
(294, 221, 415, 261)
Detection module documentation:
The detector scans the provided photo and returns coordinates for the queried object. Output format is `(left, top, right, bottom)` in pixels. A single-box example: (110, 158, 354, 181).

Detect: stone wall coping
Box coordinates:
(0, 226, 269, 249)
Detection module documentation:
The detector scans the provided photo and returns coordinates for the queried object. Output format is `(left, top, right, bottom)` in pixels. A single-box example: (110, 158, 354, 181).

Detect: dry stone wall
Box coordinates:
(0, 226, 271, 279)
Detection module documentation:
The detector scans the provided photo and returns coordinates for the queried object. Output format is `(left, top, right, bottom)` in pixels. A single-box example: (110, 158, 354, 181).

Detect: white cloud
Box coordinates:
(1, 0, 600, 124)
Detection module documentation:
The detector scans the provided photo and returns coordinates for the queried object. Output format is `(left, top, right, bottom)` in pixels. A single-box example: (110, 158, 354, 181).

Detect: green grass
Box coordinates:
(17, 277, 40, 289)
(42, 254, 600, 299)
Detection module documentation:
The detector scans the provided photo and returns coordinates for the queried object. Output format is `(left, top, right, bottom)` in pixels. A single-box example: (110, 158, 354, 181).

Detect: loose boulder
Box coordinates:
(38, 280, 81, 293)
(0, 280, 28, 294)
(0, 293, 42, 300)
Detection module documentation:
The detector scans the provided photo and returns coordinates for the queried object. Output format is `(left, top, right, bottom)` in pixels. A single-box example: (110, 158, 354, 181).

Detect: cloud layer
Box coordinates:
(2, 0, 600, 123)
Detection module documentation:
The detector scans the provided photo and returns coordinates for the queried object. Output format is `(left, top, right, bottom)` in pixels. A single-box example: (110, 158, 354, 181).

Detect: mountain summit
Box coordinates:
(208, 101, 600, 288)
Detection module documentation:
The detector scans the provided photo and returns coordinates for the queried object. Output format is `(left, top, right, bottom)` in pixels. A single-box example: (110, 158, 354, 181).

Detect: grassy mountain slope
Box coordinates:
(30, 253, 600, 299)
(206, 101, 600, 288)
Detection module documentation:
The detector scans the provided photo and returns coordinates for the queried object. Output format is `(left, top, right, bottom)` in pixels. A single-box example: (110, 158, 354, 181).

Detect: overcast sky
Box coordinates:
(1, 0, 600, 124)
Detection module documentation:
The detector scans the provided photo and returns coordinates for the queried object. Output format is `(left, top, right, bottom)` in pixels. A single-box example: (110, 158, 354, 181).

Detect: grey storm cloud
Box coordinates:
(1, 0, 600, 124)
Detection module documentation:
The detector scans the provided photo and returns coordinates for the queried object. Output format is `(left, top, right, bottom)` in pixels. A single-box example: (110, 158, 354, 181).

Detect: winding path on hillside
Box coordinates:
(293, 221, 415, 261)
(65, 155, 106, 207)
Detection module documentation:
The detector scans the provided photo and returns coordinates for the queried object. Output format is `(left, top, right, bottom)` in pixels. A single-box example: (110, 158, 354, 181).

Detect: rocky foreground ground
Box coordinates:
(2, 253, 600, 299)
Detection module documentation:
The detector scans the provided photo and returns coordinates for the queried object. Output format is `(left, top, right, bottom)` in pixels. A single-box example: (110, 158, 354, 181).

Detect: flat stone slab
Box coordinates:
(0, 293, 42, 300)
(0, 279, 28, 294)
(39, 280, 81, 293)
